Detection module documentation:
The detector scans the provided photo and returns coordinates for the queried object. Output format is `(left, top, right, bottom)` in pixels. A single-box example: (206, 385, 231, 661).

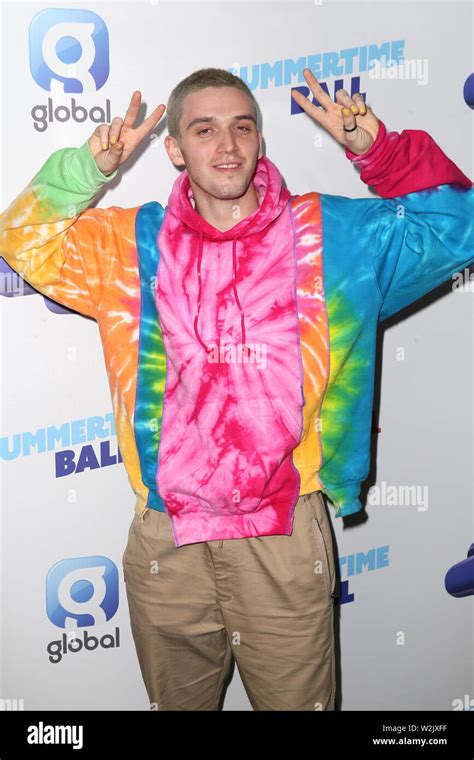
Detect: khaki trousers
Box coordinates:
(122, 490, 337, 710)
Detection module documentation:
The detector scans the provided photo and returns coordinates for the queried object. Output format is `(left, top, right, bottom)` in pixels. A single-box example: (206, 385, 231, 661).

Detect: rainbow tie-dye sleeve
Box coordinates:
(315, 180, 473, 518)
(0, 141, 120, 319)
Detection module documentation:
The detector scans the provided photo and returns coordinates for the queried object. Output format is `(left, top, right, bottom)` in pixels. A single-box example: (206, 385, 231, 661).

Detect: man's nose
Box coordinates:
(216, 128, 239, 154)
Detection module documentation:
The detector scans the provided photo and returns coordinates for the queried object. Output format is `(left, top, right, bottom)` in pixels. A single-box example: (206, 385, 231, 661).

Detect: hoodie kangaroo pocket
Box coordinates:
(157, 402, 208, 484)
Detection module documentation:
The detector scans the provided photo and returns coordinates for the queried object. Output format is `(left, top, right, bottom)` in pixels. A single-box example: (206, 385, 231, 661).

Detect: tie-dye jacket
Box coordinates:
(0, 120, 472, 546)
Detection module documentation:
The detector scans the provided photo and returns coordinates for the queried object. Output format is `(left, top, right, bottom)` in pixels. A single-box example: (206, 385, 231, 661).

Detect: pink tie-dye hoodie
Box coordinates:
(0, 120, 472, 546)
(154, 156, 303, 543)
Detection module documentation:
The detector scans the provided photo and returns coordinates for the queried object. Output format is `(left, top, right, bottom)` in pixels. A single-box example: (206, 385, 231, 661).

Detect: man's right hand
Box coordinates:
(88, 92, 166, 176)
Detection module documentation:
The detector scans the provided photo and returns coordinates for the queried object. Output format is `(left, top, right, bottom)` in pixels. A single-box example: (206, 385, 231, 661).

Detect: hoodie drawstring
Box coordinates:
(193, 228, 209, 352)
(193, 228, 248, 355)
(231, 237, 246, 348)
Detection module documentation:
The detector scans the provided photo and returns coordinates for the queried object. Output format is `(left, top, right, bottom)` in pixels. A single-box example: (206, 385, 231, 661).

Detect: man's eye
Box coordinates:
(197, 125, 251, 135)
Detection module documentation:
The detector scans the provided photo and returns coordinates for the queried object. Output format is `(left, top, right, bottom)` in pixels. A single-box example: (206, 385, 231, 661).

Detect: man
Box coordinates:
(1, 67, 472, 711)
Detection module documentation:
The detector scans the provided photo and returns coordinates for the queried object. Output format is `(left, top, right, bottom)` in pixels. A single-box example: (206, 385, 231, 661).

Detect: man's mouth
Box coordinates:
(212, 162, 242, 173)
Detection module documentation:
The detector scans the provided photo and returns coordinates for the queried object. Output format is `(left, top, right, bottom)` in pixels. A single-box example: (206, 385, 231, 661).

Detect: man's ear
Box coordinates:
(164, 135, 185, 168)
(257, 130, 264, 160)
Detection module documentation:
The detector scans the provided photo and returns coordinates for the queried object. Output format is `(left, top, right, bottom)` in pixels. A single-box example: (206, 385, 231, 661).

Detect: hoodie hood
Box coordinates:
(166, 155, 291, 353)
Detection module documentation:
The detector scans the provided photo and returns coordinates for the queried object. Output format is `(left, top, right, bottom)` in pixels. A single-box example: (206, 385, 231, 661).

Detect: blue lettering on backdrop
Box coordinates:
(337, 546, 390, 605)
(0, 413, 122, 477)
(55, 440, 123, 476)
(0, 413, 116, 459)
(227, 40, 405, 113)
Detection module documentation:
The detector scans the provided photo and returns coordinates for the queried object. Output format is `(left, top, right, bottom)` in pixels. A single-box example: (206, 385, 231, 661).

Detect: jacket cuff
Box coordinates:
(345, 118, 471, 198)
(66, 140, 119, 192)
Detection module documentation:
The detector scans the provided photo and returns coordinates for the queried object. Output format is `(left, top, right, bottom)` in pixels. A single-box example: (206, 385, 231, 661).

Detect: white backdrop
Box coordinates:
(0, 0, 472, 711)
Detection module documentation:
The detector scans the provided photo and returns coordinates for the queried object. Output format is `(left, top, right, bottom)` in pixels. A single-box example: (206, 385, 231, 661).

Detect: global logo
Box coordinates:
(29, 8, 109, 93)
(46, 555, 118, 627)
(29, 9, 111, 132)
(45, 556, 120, 664)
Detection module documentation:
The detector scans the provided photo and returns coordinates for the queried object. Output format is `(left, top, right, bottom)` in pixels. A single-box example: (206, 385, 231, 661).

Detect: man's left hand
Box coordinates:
(291, 68, 380, 156)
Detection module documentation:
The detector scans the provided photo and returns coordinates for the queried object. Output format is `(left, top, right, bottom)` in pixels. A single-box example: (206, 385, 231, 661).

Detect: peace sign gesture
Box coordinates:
(291, 69, 379, 155)
(88, 91, 166, 175)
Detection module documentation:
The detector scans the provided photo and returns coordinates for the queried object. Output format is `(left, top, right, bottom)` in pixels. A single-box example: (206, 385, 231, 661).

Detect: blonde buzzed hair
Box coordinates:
(166, 67, 260, 141)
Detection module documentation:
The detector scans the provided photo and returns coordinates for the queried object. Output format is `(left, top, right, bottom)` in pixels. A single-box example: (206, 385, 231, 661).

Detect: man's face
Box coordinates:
(165, 86, 263, 201)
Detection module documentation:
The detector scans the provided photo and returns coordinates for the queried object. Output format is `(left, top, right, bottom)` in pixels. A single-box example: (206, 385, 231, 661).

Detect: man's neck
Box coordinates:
(189, 181, 260, 232)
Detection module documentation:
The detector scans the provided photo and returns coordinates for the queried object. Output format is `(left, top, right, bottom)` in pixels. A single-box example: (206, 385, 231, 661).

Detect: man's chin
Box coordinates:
(206, 178, 253, 201)
(212, 189, 248, 201)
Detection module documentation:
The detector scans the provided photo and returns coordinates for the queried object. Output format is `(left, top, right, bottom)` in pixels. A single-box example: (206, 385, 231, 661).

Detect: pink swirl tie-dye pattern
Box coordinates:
(154, 156, 305, 544)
